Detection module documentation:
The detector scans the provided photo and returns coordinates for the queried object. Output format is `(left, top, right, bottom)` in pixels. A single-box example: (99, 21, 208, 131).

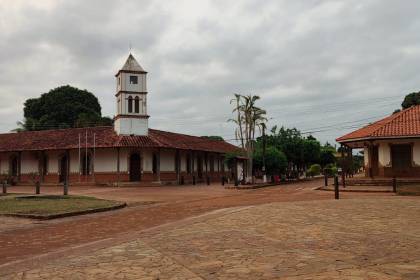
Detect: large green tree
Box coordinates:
(402, 91, 420, 109)
(302, 137, 321, 166)
(319, 143, 336, 167)
(253, 146, 287, 176)
(16, 85, 112, 131)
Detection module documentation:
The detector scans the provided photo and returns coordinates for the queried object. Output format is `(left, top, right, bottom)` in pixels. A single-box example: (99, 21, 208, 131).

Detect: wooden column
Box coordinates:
(234, 158, 238, 182)
(175, 149, 180, 184)
(66, 150, 70, 183)
(156, 149, 161, 182)
(40, 151, 46, 183)
(191, 150, 195, 183)
(348, 146, 353, 177)
(92, 148, 95, 183)
(64, 149, 70, 195)
(204, 152, 207, 176)
(368, 142, 374, 178)
(340, 145, 346, 187)
(17, 151, 22, 183)
(117, 148, 120, 186)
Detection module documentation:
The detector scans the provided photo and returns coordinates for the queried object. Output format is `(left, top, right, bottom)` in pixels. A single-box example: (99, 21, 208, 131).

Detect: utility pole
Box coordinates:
(93, 133, 96, 183)
(262, 124, 267, 183)
(78, 133, 81, 183)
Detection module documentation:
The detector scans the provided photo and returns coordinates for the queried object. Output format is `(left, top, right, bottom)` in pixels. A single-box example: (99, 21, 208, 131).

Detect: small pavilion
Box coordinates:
(336, 105, 420, 178)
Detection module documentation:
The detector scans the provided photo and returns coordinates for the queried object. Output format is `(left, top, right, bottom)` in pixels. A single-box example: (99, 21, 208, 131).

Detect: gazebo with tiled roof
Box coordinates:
(336, 105, 420, 178)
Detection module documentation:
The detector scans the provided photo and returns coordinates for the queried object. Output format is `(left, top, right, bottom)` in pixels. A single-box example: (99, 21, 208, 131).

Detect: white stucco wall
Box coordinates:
(180, 152, 187, 172)
(160, 150, 175, 172)
(363, 147, 369, 167)
(0, 153, 11, 174)
(119, 72, 147, 93)
(369, 139, 420, 167)
(237, 161, 244, 180)
(20, 152, 38, 174)
(142, 149, 153, 172)
(114, 117, 148, 136)
(378, 143, 391, 167)
(47, 151, 59, 173)
(119, 149, 129, 172)
(413, 142, 420, 165)
(193, 154, 197, 172)
(94, 149, 118, 172)
(214, 156, 219, 172)
(69, 150, 80, 173)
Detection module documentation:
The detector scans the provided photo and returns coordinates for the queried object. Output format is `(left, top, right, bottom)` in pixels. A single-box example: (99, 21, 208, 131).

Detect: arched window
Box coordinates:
(134, 96, 140, 113)
(128, 96, 133, 113)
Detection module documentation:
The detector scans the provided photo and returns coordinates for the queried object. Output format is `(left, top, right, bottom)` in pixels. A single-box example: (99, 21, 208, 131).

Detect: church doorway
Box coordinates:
(129, 153, 141, 182)
(59, 155, 68, 183)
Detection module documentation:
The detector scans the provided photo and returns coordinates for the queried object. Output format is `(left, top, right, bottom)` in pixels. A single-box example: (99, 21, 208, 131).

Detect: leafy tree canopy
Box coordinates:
(17, 85, 112, 131)
(253, 146, 287, 175)
(201, 136, 224, 141)
(402, 91, 420, 109)
(320, 144, 336, 167)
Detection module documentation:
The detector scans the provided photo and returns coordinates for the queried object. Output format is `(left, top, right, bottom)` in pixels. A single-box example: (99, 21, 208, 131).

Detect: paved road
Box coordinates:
(3, 196, 419, 279)
(0, 179, 392, 273)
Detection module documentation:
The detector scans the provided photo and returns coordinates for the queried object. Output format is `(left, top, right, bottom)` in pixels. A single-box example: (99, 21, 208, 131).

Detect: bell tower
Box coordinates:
(114, 53, 149, 136)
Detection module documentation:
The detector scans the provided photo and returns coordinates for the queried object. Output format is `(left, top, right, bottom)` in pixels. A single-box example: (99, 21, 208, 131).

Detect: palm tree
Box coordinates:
(229, 94, 245, 149)
(229, 94, 267, 183)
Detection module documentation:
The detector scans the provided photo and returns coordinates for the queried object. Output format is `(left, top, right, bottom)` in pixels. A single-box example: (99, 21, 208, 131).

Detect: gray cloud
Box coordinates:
(1, 0, 420, 145)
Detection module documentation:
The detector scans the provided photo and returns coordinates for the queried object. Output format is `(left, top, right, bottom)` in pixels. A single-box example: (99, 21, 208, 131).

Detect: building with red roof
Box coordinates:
(0, 54, 245, 185)
(336, 105, 420, 177)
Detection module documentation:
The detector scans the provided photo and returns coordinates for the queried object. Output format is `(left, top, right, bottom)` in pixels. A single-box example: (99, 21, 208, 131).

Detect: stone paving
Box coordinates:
(0, 216, 36, 233)
(2, 197, 420, 279)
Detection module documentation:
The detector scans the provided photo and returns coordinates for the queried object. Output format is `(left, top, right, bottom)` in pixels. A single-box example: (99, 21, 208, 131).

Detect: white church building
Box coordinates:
(0, 54, 245, 185)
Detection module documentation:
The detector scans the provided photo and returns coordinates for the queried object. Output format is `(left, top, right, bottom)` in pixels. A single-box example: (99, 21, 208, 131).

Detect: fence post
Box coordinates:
(63, 180, 68, 196)
(392, 177, 397, 193)
(334, 176, 339, 200)
(341, 171, 346, 188)
(35, 181, 40, 195)
(192, 175, 196, 185)
(2, 181, 6, 194)
(324, 173, 328, 186)
(206, 176, 210, 185)
(221, 176, 225, 186)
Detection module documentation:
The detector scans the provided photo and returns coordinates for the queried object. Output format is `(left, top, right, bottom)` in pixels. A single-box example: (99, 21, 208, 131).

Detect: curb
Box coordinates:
(316, 186, 393, 193)
(1, 203, 127, 220)
(224, 183, 277, 190)
(225, 177, 322, 190)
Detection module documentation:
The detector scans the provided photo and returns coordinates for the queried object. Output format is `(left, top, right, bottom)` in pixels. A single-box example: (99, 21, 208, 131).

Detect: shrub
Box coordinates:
(308, 164, 321, 177)
(324, 163, 338, 177)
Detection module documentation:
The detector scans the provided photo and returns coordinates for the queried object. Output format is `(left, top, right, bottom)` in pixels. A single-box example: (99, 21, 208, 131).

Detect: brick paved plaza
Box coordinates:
(0, 181, 419, 279)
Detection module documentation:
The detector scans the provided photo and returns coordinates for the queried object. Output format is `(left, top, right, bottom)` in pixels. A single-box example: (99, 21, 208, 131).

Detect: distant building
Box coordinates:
(336, 105, 420, 177)
(0, 54, 245, 185)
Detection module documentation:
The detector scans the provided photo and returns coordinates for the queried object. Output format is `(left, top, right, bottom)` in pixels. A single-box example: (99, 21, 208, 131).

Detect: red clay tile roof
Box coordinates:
(0, 126, 242, 154)
(336, 105, 420, 143)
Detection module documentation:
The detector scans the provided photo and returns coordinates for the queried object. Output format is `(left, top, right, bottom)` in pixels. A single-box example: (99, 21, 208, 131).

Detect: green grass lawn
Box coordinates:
(0, 195, 123, 217)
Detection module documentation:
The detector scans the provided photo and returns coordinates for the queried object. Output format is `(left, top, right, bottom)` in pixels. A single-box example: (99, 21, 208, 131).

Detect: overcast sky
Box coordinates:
(1, 0, 419, 145)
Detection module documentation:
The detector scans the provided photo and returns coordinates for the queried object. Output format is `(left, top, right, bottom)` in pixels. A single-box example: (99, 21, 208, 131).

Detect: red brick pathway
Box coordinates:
(0, 180, 391, 266)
